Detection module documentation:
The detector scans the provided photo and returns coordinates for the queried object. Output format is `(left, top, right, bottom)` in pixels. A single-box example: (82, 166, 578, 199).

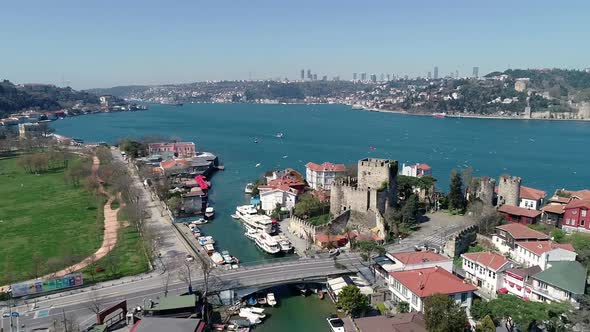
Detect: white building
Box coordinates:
(305, 162, 346, 190)
(518, 186, 546, 210)
(388, 266, 477, 312)
(513, 241, 576, 271)
(502, 266, 542, 299)
(401, 163, 432, 178)
(385, 251, 453, 272)
(461, 252, 511, 296)
(529, 261, 586, 307)
(259, 188, 298, 212)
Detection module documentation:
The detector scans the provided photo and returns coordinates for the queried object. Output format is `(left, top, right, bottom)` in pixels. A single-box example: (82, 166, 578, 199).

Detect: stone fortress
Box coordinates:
(470, 174, 522, 208)
(329, 158, 398, 238)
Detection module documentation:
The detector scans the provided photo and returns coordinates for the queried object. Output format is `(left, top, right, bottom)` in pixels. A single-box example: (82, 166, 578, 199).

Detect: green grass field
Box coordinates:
(0, 153, 102, 285)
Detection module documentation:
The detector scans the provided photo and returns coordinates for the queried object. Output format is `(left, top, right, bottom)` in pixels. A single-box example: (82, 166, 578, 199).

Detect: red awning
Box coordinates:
(498, 288, 509, 294)
(195, 175, 209, 190)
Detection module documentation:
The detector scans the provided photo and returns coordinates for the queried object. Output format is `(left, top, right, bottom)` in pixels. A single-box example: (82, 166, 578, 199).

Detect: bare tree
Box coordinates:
(86, 254, 99, 282)
(161, 261, 174, 297)
(176, 258, 195, 292)
(195, 253, 215, 323)
(30, 251, 47, 279)
(85, 290, 105, 316)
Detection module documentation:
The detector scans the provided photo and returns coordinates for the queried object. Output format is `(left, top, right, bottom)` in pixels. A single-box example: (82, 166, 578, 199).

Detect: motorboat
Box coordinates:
(246, 297, 257, 306)
(236, 205, 258, 219)
(249, 307, 265, 314)
(244, 229, 258, 241)
(275, 132, 284, 138)
(205, 207, 215, 219)
(238, 308, 264, 324)
(256, 297, 267, 305)
(241, 214, 274, 234)
(244, 183, 254, 194)
(191, 218, 208, 225)
(433, 112, 447, 118)
(231, 213, 241, 220)
(327, 317, 345, 332)
(211, 252, 224, 265)
(221, 250, 237, 264)
(198, 236, 215, 246)
(278, 238, 293, 253)
(255, 163, 261, 168)
(240, 308, 266, 320)
(266, 293, 277, 307)
(254, 231, 281, 254)
(204, 243, 215, 254)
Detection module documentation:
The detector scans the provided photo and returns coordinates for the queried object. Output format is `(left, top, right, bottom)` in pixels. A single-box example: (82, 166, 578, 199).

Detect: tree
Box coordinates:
(484, 294, 569, 331)
(397, 301, 410, 313)
(476, 315, 496, 332)
(354, 240, 385, 261)
(449, 170, 465, 212)
(470, 299, 491, 321)
(400, 194, 419, 224)
(167, 196, 181, 215)
(424, 294, 468, 332)
(293, 192, 328, 219)
(86, 290, 105, 316)
(270, 203, 282, 220)
(336, 285, 369, 316)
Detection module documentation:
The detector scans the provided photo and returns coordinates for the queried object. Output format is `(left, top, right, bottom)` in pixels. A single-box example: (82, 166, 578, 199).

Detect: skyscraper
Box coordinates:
(380, 73, 384, 82)
(386, 74, 391, 81)
(313, 74, 317, 80)
(353, 73, 357, 81)
(370, 74, 377, 83)
(427, 71, 432, 79)
(361, 72, 367, 81)
(322, 75, 328, 81)
(307, 69, 312, 80)
(300, 69, 305, 81)
(433, 66, 439, 80)
(472, 67, 479, 78)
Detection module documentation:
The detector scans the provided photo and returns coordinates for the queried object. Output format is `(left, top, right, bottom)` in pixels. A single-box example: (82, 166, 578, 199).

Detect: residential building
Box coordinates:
(354, 312, 427, 332)
(305, 161, 346, 190)
(388, 266, 477, 312)
(18, 122, 42, 139)
(540, 204, 565, 226)
(148, 142, 196, 158)
(514, 78, 529, 92)
(181, 188, 206, 215)
(492, 223, 549, 254)
(513, 241, 576, 270)
(529, 261, 587, 307)
(99, 95, 115, 108)
(518, 186, 546, 210)
(501, 265, 542, 299)
(400, 163, 432, 178)
(159, 159, 190, 177)
(498, 204, 542, 224)
(562, 200, 590, 233)
(258, 177, 304, 212)
(386, 251, 453, 272)
(461, 252, 511, 295)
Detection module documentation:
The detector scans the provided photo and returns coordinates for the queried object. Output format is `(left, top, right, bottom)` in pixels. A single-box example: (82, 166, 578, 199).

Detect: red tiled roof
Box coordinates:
(520, 186, 546, 201)
(550, 196, 571, 204)
(389, 267, 477, 298)
(160, 159, 190, 170)
(566, 189, 590, 201)
(564, 200, 590, 210)
(417, 163, 431, 170)
(516, 241, 575, 256)
(462, 252, 509, 271)
(495, 223, 550, 240)
(541, 204, 565, 215)
(306, 161, 346, 172)
(258, 177, 304, 194)
(498, 204, 542, 218)
(390, 251, 450, 265)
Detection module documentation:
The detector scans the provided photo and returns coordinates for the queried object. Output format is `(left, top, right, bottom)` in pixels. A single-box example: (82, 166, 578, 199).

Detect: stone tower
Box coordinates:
(497, 175, 521, 207)
(357, 158, 398, 209)
(475, 176, 496, 207)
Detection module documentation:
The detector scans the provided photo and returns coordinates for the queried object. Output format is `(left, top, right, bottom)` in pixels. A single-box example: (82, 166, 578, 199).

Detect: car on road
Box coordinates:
(329, 248, 340, 257)
(327, 315, 345, 332)
(2, 312, 10, 318)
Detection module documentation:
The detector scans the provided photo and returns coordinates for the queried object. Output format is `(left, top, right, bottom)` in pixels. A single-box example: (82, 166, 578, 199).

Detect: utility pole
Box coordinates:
(62, 308, 69, 332)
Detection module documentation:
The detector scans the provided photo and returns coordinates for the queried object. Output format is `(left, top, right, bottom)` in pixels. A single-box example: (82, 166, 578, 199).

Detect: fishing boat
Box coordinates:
(205, 207, 215, 219)
(198, 236, 215, 246)
(211, 252, 224, 265)
(240, 308, 266, 320)
(244, 183, 254, 194)
(266, 293, 277, 307)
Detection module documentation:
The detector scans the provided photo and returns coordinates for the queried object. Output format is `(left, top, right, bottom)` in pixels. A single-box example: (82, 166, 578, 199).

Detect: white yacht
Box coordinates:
(205, 207, 215, 219)
(241, 214, 274, 234)
(244, 183, 254, 194)
(254, 231, 281, 255)
(244, 228, 258, 241)
(235, 205, 258, 219)
(278, 239, 293, 253)
(266, 293, 277, 307)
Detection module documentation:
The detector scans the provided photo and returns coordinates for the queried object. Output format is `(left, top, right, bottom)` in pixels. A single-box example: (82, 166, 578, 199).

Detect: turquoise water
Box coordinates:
(52, 103, 590, 264)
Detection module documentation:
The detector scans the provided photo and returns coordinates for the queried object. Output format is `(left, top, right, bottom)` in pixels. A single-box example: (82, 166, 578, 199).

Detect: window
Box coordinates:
(581, 220, 586, 227)
(402, 287, 408, 297)
(411, 294, 418, 305)
(582, 210, 587, 217)
(461, 292, 468, 303)
(566, 218, 570, 225)
(394, 280, 401, 291)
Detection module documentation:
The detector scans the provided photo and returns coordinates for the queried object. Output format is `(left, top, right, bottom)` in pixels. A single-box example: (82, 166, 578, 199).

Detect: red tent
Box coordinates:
(194, 175, 209, 190)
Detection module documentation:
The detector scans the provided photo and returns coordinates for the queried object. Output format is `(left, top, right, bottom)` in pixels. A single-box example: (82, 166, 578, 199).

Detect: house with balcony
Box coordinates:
(461, 252, 511, 297)
(305, 161, 346, 190)
(562, 200, 590, 233)
(492, 223, 549, 254)
(513, 241, 576, 270)
(501, 265, 542, 299)
(529, 261, 587, 307)
(498, 204, 542, 225)
(388, 266, 477, 312)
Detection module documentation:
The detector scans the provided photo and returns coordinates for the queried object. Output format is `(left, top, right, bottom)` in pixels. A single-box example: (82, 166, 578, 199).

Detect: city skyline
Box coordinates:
(2, 0, 590, 89)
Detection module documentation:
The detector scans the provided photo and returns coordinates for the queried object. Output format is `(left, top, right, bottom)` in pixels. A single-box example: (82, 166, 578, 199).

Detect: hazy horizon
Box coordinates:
(3, 0, 590, 89)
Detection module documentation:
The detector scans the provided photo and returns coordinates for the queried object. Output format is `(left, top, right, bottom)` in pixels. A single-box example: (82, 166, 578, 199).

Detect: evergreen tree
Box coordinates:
(424, 294, 468, 332)
(476, 315, 496, 332)
(449, 170, 465, 211)
(337, 285, 369, 316)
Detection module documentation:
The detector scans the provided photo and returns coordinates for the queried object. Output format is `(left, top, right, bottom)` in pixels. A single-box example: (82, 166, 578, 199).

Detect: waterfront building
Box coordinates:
(305, 161, 346, 190)
(148, 142, 196, 158)
(492, 223, 549, 254)
(461, 251, 511, 296)
(512, 241, 576, 270)
(258, 176, 304, 212)
(562, 199, 590, 233)
(18, 122, 42, 139)
(388, 266, 477, 312)
(518, 186, 546, 210)
(386, 251, 452, 272)
(433, 66, 439, 79)
(400, 163, 432, 178)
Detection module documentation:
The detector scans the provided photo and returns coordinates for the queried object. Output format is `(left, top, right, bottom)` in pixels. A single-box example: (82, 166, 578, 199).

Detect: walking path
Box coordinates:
(46, 155, 122, 278)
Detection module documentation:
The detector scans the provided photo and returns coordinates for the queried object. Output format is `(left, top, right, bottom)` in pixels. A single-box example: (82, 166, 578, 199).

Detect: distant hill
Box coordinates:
(86, 85, 150, 98)
(0, 79, 100, 118)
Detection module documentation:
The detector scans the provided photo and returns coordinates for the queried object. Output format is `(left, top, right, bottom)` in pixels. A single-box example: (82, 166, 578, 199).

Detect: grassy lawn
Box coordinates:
(0, 153, 102, 285)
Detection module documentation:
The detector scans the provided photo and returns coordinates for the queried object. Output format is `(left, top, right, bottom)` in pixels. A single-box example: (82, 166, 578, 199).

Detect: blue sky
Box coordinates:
(3, 0, 589, 89)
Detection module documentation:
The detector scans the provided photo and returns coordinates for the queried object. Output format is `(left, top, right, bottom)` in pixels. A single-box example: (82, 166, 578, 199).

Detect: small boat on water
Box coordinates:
(257, 297, 267, 305)
(198, 236, 215, 246)
(433, 112, 447, 118)
(266, 293, 277, 307)
(205, 207, 215, 219)
(231, 213, 241, 220)
(222, 250, 239, 264)
(255, 163, 261, 168)
(282, 155, 288, 159)
(191, 218, 208, 225)
(240, 308, 266, 320)
(278, 238, 293, 253)
(211, 252, 224, 265)
(204, 243, 215, 254)
(275, 132, 284, 138)
(246, 297, 257, 306)
(244, 183, 254, 194)
(254, 138, 259, 144)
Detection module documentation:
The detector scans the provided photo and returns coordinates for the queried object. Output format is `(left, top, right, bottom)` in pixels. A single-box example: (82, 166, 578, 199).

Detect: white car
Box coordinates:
(2, 312, 10, 318)
(327, 317, 345, 332)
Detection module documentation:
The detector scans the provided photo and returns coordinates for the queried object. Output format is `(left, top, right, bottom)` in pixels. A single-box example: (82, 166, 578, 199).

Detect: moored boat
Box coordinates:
(244, 183, 254, 194)
(266, 293, 277, 307)
(254, 231, 281, 254)
(211, 252, 224, 265)
(205, 206, 215, 219)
